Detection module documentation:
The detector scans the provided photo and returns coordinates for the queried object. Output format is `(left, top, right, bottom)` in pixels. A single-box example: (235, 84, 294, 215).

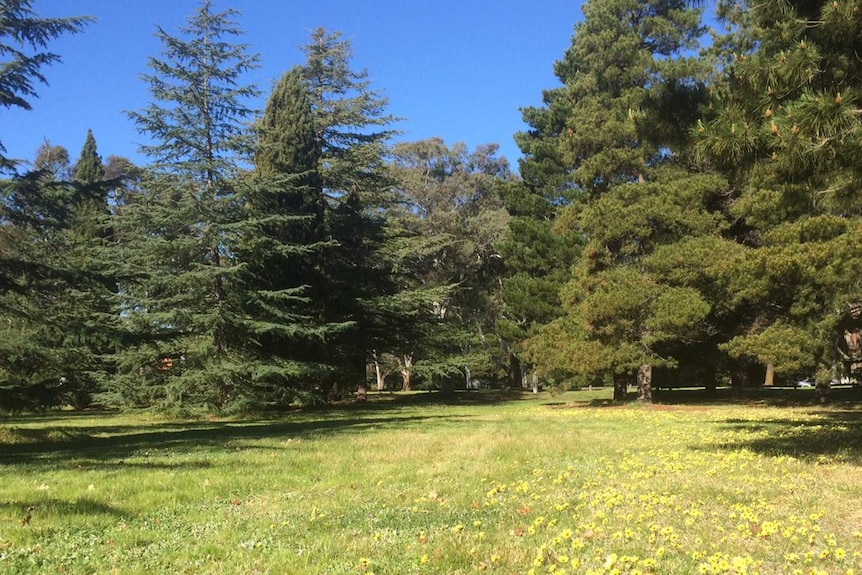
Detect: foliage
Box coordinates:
(107, 0, 260, 410)
(695, 0, 862, 396)
(386, 138, 512, 390)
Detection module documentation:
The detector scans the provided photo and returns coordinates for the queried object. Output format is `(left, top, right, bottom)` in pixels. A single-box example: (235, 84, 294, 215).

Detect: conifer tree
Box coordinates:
(696, 0, 862, 400)
(0, 1, 91, 172)
(108, 1, 259, 410)
(0, 132, 119, 410)
(513, 0, 711, 400)
(231, 67, 345, 408)
(299, 28, 398, 398)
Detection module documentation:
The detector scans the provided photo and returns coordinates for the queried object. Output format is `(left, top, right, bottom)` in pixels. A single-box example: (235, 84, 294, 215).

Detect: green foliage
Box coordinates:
(385, 138, 512, 388)
(108, 1, 260, 410)
(298, 28, 398, 396)
(0, 132, 120, 410)
(695, 0, 862, 393)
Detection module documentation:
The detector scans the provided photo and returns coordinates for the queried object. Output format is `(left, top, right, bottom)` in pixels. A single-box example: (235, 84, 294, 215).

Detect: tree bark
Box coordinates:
(764, 363, 775, 387)
(704, 362, 717, 395)
(613, 372, 629, 401)
(531, 371, 539, 394)
(400, 354, 413, 391)
(508, 353, 521, 390)
(637, 364, 652, 403)
(816, 378, 831, 404)
(730, 364, 746, 398)
(372, 350, 386, 391)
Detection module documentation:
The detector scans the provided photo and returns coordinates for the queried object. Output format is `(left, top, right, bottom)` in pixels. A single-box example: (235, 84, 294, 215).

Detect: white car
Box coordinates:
(795, 378, 815, 388)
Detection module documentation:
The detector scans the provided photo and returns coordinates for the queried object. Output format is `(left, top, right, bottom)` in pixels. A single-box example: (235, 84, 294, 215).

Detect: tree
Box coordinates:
(514, 0, 710, 400)
(387, 138, 512, 391)
(108, 0, 259, 410)
(0, 1, 91, 172)
(497, 77, 582, 390)
(230, 67, 345, 408)
(299, 28, 398, 398)
(695, 0, 862, 401)
(0, 132, 120, 411)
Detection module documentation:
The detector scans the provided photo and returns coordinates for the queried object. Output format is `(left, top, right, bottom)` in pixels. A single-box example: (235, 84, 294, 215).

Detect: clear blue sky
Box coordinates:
(4, 0, 584, 171)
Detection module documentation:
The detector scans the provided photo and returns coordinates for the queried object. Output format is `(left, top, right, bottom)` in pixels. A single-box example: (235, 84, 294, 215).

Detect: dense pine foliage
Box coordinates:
(2, 0, 861, 412)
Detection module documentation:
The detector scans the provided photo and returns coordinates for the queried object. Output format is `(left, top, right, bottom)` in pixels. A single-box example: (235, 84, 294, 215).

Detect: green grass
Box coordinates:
(2, 388, 862, 574)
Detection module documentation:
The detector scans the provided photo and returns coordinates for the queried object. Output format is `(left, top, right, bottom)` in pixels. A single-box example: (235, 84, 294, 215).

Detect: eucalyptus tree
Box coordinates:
(387, 138, 511, 391)
(109, 1, 260, 409)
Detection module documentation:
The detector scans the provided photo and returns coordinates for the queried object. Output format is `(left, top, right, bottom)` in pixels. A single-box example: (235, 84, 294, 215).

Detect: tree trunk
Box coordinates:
(508, 353, 521, 390)
(465, 366, 473, 390)
(704, 362, 717, 395)
(637, 364, 652, 403)
(531, 371, 538, 394)
(730, 364, 746, 397)
(372, 350, 386, 391)
(400, 354, 413, 391)
(613, 372, 628, 401)
(764, 363, 775, 387)
(816, 378, 831, 404)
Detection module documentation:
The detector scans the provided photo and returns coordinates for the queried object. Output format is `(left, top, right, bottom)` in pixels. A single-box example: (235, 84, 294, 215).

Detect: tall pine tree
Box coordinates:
(696, 0, 862, 400)
(231, 67, 346, 408)
(299, 28, 398, 398)
(108, 0, 259, 410)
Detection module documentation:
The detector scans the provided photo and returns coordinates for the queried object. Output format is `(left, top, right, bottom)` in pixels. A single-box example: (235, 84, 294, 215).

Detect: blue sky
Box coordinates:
(4, 0, 585, 171)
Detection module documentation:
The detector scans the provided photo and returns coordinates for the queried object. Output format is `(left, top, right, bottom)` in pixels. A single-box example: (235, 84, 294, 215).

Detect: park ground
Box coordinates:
(2, 386, 862, 574)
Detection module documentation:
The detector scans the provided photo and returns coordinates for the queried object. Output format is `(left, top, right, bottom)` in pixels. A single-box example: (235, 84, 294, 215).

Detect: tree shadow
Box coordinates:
(1, 497, 128, 521)
(653, 385, 862, 408)
(707, 409, 862, 465)
(0, 412, 465, 469)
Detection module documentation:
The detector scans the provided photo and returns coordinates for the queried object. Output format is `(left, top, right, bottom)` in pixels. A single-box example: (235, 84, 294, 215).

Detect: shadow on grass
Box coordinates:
(709, 409, 862, 465)
(652, 385, 862, 407)
(1, 497, 127, 520)
(0, 412, 467, 469)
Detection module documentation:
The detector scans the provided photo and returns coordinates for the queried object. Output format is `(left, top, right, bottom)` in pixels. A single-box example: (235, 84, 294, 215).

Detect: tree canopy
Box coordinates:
(3, 0, 861, 413)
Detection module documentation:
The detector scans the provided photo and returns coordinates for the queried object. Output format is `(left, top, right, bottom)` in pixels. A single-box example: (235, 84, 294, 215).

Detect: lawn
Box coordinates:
(2, 388, 862, 574)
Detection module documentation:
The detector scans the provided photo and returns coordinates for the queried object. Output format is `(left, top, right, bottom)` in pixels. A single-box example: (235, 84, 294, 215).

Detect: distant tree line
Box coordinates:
(1, 0, 860, 413)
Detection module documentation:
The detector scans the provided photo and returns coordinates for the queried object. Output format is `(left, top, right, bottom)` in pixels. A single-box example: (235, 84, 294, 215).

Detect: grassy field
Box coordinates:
(2, 387, 862, 575)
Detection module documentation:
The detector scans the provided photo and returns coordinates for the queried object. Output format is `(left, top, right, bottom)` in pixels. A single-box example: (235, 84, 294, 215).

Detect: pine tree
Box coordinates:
(299, 28, 398, 398)
(0, 133, 119, 411)
(108, 0, 259, 410)
(513, 0, 711, 400)
(230, 67, 345, 408)
(695, 0, 862, 400)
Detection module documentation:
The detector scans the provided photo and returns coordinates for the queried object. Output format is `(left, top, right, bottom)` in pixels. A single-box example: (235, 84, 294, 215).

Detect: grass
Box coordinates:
(1, 387, 862, 574)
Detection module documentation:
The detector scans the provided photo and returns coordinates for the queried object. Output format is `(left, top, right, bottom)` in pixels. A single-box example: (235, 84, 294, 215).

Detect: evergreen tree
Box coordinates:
(231, 67, 345, 408)
(299, 28, 398, 398)
(0, 1, 91, 172)
(73, 129, 104, 185)
(514, 0, 710, 400)
(108, 0, 259, 410)
(0, 133, 119, 411)
(696, 0, 862, 400)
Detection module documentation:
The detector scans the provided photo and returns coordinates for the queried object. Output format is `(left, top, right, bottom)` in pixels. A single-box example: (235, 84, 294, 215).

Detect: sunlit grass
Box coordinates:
(1, 389, 861, 574)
